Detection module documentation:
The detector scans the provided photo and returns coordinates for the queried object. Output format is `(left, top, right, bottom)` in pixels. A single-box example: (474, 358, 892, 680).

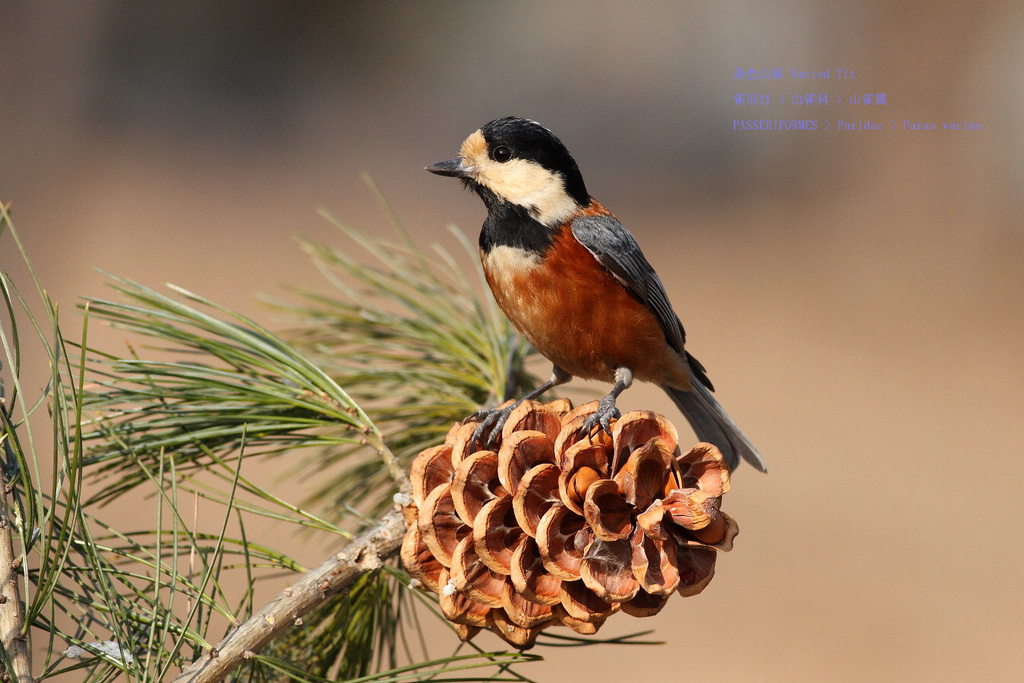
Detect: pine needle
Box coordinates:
(1, 195, 652, 682)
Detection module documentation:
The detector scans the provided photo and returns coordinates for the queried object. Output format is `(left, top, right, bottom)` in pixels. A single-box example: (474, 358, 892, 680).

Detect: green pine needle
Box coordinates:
(271, 192, 539, 518)
(1, 193, 652, 683)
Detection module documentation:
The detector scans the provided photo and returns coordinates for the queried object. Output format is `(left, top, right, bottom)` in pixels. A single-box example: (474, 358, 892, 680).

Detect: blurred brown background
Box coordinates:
(2, 2, 1022, 680)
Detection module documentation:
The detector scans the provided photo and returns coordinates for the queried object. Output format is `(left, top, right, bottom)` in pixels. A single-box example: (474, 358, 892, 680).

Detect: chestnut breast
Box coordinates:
(481, 229, 689, 387)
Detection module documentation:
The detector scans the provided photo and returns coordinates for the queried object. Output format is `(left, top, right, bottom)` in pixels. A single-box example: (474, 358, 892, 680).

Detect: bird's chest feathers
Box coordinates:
(481, 235, 659, 381)
(481, 245, 546, 326)
(483, 243, 575, 369)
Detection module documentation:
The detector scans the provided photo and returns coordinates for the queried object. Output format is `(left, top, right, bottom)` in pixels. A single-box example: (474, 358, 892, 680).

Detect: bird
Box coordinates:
(426, 116, 766, 472)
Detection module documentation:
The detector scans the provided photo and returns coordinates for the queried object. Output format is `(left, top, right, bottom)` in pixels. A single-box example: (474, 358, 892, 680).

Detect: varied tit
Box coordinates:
(427, 116, 765, 472)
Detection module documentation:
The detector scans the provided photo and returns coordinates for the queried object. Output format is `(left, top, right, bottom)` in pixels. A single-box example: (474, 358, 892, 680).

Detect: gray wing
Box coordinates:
(570, 214, 687, 354)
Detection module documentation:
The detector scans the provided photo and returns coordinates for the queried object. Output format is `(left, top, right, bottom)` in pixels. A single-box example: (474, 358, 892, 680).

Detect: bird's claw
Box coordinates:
(581, 396, 620, 438)
(463, 408, 492, 424)
(465, 403, 516, 451)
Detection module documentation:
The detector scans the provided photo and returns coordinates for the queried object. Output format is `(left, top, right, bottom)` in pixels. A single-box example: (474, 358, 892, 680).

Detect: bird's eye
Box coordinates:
(491, 145, 513, 163)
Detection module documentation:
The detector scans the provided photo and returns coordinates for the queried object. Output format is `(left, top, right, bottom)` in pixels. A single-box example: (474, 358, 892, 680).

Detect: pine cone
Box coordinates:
(400, 398, 739, 649)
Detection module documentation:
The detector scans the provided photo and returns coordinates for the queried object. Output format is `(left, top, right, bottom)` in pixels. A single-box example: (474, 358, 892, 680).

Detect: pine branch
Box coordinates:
(0, 204, 36, 682)
(0, 419, 32, 683)
(1, 195, 560, 681)
(173, 507, 406, 682)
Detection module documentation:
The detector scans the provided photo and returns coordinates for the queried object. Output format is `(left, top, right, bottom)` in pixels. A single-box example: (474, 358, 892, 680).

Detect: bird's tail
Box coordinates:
(661, 380, 767, 473)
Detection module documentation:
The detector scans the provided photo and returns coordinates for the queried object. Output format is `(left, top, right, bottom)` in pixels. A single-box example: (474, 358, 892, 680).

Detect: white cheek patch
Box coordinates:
(473, 157, 579, 227)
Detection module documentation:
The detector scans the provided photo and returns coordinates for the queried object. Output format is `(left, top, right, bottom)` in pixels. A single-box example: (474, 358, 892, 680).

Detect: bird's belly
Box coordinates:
(482, 239, 684, 385)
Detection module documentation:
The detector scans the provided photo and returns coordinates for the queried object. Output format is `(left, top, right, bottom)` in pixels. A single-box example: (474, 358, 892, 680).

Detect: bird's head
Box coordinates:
(427, 117, 590, 227)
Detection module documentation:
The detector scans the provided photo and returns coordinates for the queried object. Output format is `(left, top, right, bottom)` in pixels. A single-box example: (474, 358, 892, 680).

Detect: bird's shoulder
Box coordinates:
(568, 205, 688, 354)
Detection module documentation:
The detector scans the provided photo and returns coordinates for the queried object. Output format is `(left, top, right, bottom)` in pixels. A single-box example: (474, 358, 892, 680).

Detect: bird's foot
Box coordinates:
(581, 393, 621, 437)
(464, 401, 518, 451)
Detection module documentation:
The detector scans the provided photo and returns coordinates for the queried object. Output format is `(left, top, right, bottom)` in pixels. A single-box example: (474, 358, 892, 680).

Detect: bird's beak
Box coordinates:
(425, 158, 471, 178)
